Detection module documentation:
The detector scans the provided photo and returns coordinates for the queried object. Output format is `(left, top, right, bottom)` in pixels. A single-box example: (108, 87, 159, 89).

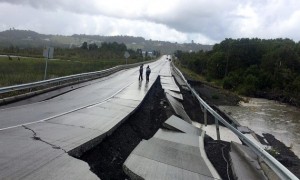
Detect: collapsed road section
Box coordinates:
(0, 57, 298, 179)
(80, 60, 299, 180)
(0, 57, 167, 179)
(79, 61, 223, 179)
(79, 77, 172, 179)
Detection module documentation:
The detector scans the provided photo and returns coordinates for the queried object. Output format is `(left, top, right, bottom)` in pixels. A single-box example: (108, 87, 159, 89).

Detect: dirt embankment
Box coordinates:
(182, 70, 299, 107)
(188, 80, 242, 106)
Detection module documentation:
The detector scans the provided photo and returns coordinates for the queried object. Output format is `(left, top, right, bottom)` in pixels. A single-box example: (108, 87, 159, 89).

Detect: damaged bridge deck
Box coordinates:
(0, 57, 167, 179)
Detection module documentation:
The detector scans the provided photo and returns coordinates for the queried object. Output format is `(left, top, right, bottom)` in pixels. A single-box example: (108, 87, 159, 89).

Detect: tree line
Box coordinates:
(0, 41, 160, 61)
(175, 38, 300, 106)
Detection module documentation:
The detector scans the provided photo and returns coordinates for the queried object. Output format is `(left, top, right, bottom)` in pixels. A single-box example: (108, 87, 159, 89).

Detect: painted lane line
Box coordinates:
(0, 81, 135, 131)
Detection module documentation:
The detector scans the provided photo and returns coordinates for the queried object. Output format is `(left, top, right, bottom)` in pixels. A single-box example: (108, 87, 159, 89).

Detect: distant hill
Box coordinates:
(0, 29, 212, 54)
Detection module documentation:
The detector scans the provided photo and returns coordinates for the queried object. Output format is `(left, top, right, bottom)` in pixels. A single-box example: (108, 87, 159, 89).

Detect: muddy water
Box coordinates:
(219, 98, 300, 158)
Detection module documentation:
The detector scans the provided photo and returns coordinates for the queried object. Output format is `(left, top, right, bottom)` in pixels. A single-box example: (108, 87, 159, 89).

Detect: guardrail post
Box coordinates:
(204, 109, 207, 126)
(172, 62, 299, 179)
(215, 117, 220, 140)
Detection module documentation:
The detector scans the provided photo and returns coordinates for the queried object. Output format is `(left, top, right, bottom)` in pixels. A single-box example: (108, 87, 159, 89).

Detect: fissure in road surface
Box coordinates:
(77, 78, 173, 179)
(76, 76, 236, 180)
(22, 125, 67, 153)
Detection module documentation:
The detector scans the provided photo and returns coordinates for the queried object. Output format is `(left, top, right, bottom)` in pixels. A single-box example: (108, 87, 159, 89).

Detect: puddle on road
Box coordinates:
(220, 98, 300, 158)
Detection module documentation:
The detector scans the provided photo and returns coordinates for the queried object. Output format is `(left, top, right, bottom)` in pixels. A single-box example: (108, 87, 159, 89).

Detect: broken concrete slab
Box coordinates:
(154, 128, 220, 180)
(166, 93, 184, 109)
(230, 142, 276, 180)
(244, 133, 269, 149)
(171, 69, 187, 88)
(133, 140, 211, 176)
(124, 153, 214, 180)
(160, 76, 180, 92)
(161, 84, 180, 92)
(164, 89, 183, 100)
(149, 137, 201, 156)
(23, 154, 99, 180)
(237, 126, 252, 134)
(160, 76, 176, 84)
(153, 129, 200, 148)
(163, 115, 202, 136)
(165, 93, 192, 123)
(193, 122, 242, 144)
(124, 128, 220, 180)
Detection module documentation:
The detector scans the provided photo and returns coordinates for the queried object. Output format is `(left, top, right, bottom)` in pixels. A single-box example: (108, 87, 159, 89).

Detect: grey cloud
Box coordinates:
(1, 0, 300, 43)
(0, 0, 242, 41)
(140, 1, 239, 41)
(0, 0, 61, 10)
(0, 0, 104, 15)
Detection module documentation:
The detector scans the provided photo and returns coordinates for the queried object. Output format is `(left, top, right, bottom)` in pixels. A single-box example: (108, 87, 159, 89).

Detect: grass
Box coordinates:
(0, 56, 139, 87)
(265, 147, 280, 157)
(174, 62, 223, 88)
(174, 62, 206, 82)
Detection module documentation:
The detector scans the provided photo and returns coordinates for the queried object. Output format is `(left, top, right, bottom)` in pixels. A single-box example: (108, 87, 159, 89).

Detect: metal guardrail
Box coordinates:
(171, 62, 299, 180)
(0, 60, 153, 95)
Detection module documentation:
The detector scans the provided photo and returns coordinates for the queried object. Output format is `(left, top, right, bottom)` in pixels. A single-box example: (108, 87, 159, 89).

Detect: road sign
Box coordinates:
(43, 47, 54, 59)
(124, 51, 130, 59)
(124, 51, 130, 64)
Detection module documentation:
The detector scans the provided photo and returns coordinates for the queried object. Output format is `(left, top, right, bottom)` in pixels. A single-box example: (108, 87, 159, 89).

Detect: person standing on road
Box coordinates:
(139, 64, 144, 81)
(146, 65, 151, 82)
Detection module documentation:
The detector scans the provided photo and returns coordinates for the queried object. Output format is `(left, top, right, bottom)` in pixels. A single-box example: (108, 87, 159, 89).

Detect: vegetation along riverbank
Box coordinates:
(175, 38, 300, 107)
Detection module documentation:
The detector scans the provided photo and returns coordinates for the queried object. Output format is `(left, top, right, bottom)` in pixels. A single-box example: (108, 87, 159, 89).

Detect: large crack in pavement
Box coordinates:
(78, 77, 173, 179)
(22, 125, 67, 153)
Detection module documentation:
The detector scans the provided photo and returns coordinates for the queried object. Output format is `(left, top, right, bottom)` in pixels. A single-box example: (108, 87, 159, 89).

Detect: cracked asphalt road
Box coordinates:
(22, 125, 67, 153)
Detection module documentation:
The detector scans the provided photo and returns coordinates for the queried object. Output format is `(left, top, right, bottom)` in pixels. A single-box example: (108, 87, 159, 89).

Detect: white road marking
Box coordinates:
(0, 81, 135, 131)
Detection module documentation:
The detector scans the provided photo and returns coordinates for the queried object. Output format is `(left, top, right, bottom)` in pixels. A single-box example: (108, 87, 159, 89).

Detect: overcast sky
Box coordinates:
(0, 0, 300, 44)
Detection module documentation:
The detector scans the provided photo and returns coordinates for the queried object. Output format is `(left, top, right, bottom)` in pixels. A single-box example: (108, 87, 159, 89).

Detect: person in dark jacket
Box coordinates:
(146, 65, 151, 82)
(139, 64, 143, 81)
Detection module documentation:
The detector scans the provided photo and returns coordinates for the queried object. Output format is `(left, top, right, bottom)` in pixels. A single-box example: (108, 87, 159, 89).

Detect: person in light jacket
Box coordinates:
(146, 65, 151, 82)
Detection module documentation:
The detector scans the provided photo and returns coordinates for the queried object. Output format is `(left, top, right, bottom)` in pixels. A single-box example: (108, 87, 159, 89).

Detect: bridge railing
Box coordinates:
(171, 62, 298, 180)
(0, 60, 154, 95)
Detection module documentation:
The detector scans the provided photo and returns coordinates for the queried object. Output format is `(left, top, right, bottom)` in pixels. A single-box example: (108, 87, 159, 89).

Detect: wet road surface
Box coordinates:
(0, 58, 166, 130)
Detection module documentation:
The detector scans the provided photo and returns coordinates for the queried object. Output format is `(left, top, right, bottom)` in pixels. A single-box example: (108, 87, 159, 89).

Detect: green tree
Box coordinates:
(88, 43, 98, 50)
(207, 52, 226, 79)
(81, 42, 88, 49)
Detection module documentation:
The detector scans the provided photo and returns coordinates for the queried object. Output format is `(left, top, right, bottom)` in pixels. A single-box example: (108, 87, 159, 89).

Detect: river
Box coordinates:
(219, 98, 300, 158)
